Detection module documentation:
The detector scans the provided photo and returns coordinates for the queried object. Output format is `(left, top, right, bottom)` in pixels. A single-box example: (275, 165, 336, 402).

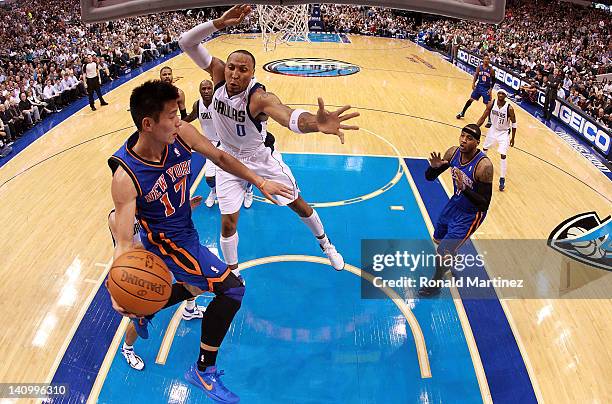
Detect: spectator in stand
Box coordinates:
(18, 92, 41, 125)
(43, 79, 62, 112)
(69, 72, 87, 97)
(0, 104, 15, 141)
(568, 88, 581, 105)
(8, 100, 27, 134)
(0, 118, 8, 147)
(26, 89, 52, 116)
(61, 74, 78, 102)
(54, 78, 69, 106)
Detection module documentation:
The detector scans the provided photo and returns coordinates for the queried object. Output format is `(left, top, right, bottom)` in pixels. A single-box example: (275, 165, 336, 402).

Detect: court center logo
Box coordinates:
(548, 212, 611, 271)
(263, 58, 360, 77)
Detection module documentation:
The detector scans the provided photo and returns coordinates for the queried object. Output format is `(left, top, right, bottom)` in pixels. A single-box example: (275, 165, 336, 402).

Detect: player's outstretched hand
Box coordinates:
(190, 195, 203, 209)
(316, 97, 360, 144)
(105, 281, 138, 318)
(428, 152, 448, 168)
(218, 5, 251, 28)
(257, 180, 294, 205)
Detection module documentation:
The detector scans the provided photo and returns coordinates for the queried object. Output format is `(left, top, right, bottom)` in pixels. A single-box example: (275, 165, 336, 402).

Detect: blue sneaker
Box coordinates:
(499, 177, 506, 192)
(131, 317, 150, 339)
(185, 363, 239, 403)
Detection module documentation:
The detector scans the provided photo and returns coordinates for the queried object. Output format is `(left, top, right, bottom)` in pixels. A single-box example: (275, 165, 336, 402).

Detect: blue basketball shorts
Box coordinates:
(470, 86, 492, 104)
(433, 202, 487, 255)
(143, 235, 228, 292)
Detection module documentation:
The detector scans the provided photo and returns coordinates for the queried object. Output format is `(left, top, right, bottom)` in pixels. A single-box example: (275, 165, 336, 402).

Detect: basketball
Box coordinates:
(107, 249, 173, 316)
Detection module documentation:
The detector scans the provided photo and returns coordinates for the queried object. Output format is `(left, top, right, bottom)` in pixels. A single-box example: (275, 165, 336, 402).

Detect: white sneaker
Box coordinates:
(205, 189, 216, 208)
(244, 188, 254, 209)
(321, 240, 345, 271)
(182, 304, 206, 320)
(121, 347, 145, 371)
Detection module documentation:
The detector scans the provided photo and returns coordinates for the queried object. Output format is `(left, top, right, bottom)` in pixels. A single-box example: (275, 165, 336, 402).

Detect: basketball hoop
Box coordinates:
(256, 4, 310, 51)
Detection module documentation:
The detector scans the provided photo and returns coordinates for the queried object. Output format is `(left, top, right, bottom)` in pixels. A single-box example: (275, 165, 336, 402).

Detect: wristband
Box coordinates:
(289, 109, 307, 134)
(511, 122, 517, 129)
(258, 179, 267, 189)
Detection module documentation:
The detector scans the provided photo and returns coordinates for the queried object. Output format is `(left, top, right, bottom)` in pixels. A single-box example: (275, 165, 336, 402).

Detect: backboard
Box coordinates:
(80, 0, 506, 24)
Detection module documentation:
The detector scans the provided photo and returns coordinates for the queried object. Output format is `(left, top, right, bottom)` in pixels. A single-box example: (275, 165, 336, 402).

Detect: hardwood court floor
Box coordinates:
(0, 35, 610, 403)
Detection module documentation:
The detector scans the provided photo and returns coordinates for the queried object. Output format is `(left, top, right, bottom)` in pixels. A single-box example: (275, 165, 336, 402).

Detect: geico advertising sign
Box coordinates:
(457, 48, 611, 158)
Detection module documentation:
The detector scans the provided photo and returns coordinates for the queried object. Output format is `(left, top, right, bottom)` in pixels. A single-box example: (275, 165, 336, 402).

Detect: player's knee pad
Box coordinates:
(200, 273, 245, 347)
(205, 176, 216, 188)
(217, 271, 245, 303)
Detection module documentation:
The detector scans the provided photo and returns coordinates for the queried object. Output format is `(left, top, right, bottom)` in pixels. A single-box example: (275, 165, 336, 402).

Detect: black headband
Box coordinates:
(462, 125, 481, 141)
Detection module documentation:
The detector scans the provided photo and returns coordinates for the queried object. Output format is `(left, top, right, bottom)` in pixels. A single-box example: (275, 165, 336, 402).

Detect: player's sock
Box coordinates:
(220, 232, 239, 268)
(500, 159, 507, 178)
(199, 291, 243, 371)
(461, 100, 472, 115)
(185, 298, 196, 310)
(198, 348, 218, 372)
(123, 342, 133, 351)
(301, 210, 326, 242)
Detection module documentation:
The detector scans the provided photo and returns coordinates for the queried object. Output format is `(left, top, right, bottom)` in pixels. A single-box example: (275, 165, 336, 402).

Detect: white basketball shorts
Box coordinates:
(216, 147, 300, 214)
(203, 141, 221, 177)
(482, 128, 510, 154)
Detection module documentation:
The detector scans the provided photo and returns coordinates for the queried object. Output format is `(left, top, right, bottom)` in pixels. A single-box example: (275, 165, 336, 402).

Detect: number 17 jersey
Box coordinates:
(108, 132, 196, 243)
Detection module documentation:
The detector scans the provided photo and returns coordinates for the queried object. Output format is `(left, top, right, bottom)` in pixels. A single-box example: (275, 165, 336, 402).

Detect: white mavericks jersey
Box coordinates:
(211, 78, 267, 158)
(197, 99, 220, 143)
(491, 101, 511, 131)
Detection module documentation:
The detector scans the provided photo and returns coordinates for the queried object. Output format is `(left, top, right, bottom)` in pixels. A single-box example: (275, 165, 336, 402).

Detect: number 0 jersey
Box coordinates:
(108, 132, 196, 243)
(211, 78, 268, 159)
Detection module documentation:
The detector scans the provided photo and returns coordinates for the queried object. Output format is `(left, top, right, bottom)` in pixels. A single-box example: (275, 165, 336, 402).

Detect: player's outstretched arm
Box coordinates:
(476, 101, 493, 127)
(179, 5, 251, 84)
(178, 123, 294, 203)
(251, 90, 359, 144)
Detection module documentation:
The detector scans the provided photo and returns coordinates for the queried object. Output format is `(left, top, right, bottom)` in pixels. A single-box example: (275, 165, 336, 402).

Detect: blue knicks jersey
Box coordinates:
(476, 64, 493, 89)
(449, 148, 487, 213)
(108, 132, 196, 243)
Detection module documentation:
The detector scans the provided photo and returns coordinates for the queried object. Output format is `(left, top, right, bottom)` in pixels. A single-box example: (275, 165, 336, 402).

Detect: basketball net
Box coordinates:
(256, 4, 310, 51)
